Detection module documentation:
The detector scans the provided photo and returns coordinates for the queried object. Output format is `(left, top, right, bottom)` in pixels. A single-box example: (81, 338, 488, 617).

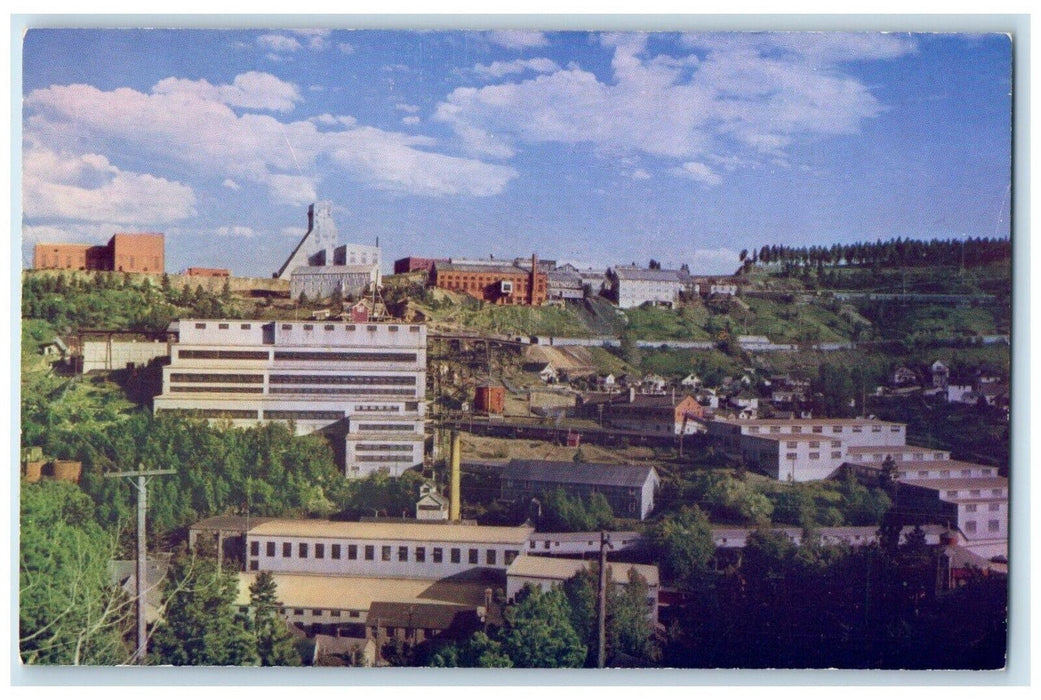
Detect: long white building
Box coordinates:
(243, 519, 533, 578)
(153, 319, 426, 477)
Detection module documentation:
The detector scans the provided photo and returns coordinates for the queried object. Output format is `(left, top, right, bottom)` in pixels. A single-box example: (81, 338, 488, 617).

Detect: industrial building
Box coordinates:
(609, 266, 688, 309)
(276, 201, 382, 301)
(500, 460, 660, 520)
(152, 318, 426, 478)
(33, 232, 165, 273)
(430, 256, 547, 306)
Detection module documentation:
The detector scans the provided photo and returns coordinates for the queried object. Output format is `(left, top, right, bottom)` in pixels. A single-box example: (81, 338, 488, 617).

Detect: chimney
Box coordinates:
(449, 431, 462, 521)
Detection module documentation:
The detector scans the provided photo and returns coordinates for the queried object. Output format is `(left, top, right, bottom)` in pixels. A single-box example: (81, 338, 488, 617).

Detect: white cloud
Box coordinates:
(214, 225, 257, 237)
(153, 71, 301, 112)
(22, 144, 196, 225)
(395, 103, 420, 113)
(486, 30, 549, 50)
(402, 116, 420, 126)
(257, 33, 301, 53)
(222, 179, 241, 190)
(26, 72, 516, 200)
(630, 168, 651, 180)
(670, 161, 722, 186)
(338, 42, 355, 55)
(474, 58, 559, 79)
(291, 29, 330, 51)
(436, 32, 912, 182)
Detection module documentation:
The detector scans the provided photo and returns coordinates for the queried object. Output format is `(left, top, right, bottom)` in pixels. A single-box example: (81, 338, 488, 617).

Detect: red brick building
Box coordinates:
(431, 257, 547, 306)
(393, 256, 449, 274)
(33, 233, 164, 274)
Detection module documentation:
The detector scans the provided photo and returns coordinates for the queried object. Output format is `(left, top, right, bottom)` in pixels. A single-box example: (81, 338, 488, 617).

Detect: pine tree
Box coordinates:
(249, 571, 301, 666)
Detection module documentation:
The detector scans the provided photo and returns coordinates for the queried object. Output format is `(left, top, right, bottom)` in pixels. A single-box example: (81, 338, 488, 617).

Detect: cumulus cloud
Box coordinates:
(630, 168, 652, 180)
(25, 72, 516, 200)
(222, 179, 241, 190)
(436, 31, 914, 181)
(473, 58, 559, 79)
(153, 71, 301, 112)
(486, 30, 549, 50)
(23, 144, 196, 225)
(257, 33, 302, 53)
(402, 116, 420, 126)
(395, 103, 420, 113)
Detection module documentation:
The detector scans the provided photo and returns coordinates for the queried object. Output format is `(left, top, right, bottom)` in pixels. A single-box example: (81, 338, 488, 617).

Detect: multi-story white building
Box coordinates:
(243, 519, 533, 578)
(153, 319, 426, 477)
(610, 267, 687, 309)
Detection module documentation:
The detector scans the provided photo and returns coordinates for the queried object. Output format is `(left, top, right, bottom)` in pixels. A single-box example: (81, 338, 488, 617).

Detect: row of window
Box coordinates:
(357, 424, 417, 432)
(946, 488, 1004, 498)
(355, 455, 416, 463)
(250, 540, 519, 567)
(171, 373, 264, 383)
(270, 374, 416, 385)
(156, 408, 259, 419)
(965, 503, 1003, 513)
(785, 440, 841, 449)
(277, 324, 419, 333)
(273, 351, 418, 363)
(749, 424, 902, 435)
(784, 451, 842, 461)
(270, 387, 417, 397)
(963, 520, 1002, 534)
(355, 444, 416, 452)
(178, 350, 270, 360)
(170, 386, 264, 393)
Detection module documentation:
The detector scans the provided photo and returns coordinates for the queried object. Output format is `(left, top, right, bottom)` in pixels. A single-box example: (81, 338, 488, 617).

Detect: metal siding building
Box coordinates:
(153, 319, 427, 477)
(500, 459, 660, 520)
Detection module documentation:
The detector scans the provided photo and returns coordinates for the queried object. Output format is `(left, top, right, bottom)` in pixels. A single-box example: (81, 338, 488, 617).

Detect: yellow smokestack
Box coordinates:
(449, 431, 461, 521)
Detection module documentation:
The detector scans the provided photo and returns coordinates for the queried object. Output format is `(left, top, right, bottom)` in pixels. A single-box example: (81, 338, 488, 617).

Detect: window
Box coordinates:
(940, 470, 950, 478)
(809, 452, 820, 460)
(398, 546, 409, 562)
(283, 542, 292, 558)
(918, 471, 929, 478)
(218, 323, 229, 330)
(451, 548, 461, 563)
(852, 426, 863, 433)
(433, 547, 443, 563)
(195, 323, 207, 329)
(415, 547, 426, 563)
(250, 541, 259, 556)
(989, 503, 1001, 512)
(872, 426, 882, 433)
(812, 426, 823, 434)
(331, 610, 341, 618)
(303, 324, 313, 331)
(970, 490, 981, 497)
(313, 609, 323, 617)
(249, 560, 259, 571)
(748, 426, 759, 434)
(809, 441, 820, 448)
(964, 521, 977, 534)
(786, 441, 797, 448)
(505, 550, 519, 565)
(468, 548, 479, 564)
(332, 544, 341, 559)
(966, 504, 977, 513)
(831, 441, 841, 448)
(486, 549, 497, 565)
(299, 543, 308, 558)
(992, 489, 1003, 496)
(315, 543, 325, 559)
(792, 426, 802, 434)
(832, 426, 843, 433)
(325, 325, 335, 331)
(946, 490, 959, 498)
(988, 520, 1001, 533)
(364, 545, 375, 561)
(770, 426, 780, 434)
(831, 451, 842, 459)
(934, 452, 945, 459)
(294, 609, 304, 616)
(241, 323, 252, 330)
(786, 452, 797, 461)
(348, 545, 357, 560)
(282, 324, 293, 330)
(266, 542, 275, 557)
(382, 546, 391, 561)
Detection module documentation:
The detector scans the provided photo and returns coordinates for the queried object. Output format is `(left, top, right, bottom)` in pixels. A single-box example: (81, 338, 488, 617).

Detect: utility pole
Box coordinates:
(105, 465, 175, 665)
(596, 531, 613, 669)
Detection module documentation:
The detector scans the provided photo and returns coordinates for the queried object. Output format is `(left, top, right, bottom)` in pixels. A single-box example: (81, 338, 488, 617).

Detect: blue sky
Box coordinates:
(20, 29, 1012, 276)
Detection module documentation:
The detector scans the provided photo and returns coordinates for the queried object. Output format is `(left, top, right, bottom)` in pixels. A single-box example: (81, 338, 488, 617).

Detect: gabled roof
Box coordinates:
(502, 460, 658, 489)
(612, 268, 686, 283)
(366, 601, 480, 631)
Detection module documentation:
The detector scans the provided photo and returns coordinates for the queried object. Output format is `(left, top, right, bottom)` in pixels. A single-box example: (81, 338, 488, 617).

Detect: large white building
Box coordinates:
(153, 319, 426, 477)
(243, 519, 533, 578)
(610, 267, 688, 309)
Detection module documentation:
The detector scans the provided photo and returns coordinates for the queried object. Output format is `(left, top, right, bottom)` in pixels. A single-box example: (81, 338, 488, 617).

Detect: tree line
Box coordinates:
(752, 236, 1010, 270)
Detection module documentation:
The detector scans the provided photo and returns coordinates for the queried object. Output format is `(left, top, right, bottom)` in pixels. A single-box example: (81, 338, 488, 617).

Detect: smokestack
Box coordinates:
(530, 253, 538, 305)
(449, 431, 461, 521)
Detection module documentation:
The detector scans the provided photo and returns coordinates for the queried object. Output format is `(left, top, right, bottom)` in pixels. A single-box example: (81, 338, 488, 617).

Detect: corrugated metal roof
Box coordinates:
(507, 555, 659, 587)
(247, 519, 533, 544)
(502, 460, 657, 488)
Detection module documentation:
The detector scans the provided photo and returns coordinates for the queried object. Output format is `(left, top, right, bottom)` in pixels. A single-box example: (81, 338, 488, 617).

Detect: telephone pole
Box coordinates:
(105, 465, 175, 665)
(596, 531, 613, 668)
